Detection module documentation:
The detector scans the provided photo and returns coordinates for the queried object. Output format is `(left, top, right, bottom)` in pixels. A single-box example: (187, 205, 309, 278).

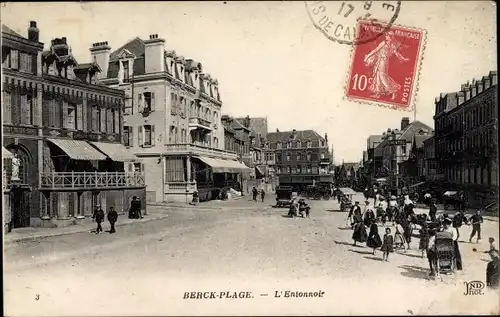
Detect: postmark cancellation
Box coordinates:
(344, 20, 427, 111)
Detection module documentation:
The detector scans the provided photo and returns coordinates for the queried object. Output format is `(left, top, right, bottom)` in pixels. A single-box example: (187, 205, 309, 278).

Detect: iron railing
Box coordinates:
(40, 172, 146, 189)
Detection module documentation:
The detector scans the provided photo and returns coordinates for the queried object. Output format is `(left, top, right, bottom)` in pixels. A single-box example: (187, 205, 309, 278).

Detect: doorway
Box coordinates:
(11, 189, 30, 228)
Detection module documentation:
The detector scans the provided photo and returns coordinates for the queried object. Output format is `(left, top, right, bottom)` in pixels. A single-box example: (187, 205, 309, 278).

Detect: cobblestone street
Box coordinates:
(4, 194, 499, 316)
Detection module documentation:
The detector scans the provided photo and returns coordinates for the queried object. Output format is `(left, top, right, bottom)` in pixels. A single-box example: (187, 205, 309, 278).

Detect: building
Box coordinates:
(265, 129, 332, 190)
(363, 135, 384, 181)
(93, 34, 249, 202)
(372, 117, 433, 192)
(398, 133, 433, 188)
(2, 22, 145, 230)
(433, 71, 498, 207)
(422, 136, 438, 183)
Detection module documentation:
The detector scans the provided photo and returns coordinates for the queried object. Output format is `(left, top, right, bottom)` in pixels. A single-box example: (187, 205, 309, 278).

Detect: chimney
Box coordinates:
(457, 91, 464, 105)
(90, 41, 111, 79)
(144, 33, 165, 73)
(401, 117, 410, 130)
(28, 21, 39, 42)
(276, 128, 280, 132)
(325, 133, 328, 143)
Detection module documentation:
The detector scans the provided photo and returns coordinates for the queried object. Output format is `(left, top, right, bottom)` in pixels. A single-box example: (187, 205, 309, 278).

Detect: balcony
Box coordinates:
(319, 157, 330, 165)
(40, 172, 146, 190)
(166, 143, 238, 160)
(189, 117, 212, 132)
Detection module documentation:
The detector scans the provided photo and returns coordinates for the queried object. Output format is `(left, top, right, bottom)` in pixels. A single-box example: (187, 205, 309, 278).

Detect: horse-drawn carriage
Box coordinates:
(275, 186, 293, 208)
(303, 183, 332, 200)
(338, 187, 356, 212)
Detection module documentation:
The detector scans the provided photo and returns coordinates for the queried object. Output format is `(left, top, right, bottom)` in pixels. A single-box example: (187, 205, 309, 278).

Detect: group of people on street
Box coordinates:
(345, 191, 497, 287)
(288, 198, 311, 218)
(92, 196, 143, 234)
(252, 186, 266, 202)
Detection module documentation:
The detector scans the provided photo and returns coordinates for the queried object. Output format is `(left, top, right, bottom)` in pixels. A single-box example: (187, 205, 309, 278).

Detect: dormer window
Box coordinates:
(123, 61, 130, 81)
(277, 142, 282, 149)
(307, 140, 312, 147)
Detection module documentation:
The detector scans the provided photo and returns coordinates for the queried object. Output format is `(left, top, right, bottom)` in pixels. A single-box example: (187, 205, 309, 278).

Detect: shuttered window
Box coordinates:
(2, 91, 12, 124)
(99, 107, 106, 133)
(106, 108, 113, 133)
(76, 103, 83, 130)
(113, 109, 120, 134)
(10, 50, 19, 70)
(138, 126, 143, 146)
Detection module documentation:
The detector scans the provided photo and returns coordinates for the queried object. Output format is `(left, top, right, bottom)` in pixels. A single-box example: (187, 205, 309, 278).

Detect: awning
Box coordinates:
(255, 165, 266, 177)
(195, 156, 252, 173)
(2, 147, 14, 159)
(47, 139, 107, 161)
(90, 141, 138, 162)
(409, 181, 426, 188)
(339, 187, 357, 195)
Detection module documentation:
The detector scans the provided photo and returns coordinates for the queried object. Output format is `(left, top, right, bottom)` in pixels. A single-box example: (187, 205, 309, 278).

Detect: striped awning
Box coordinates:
(47, 139, 107, 161)
(2, 147, 14, 159)
(195, 156, 252, 173)
(90, 141, 138, 162)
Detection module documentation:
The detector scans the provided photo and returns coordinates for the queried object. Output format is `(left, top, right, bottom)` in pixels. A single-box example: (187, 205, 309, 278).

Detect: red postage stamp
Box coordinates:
(345, 20, 427, 111)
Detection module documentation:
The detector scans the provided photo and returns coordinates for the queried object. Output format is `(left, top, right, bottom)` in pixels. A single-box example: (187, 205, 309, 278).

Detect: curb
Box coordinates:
(4, 213, 171, 245)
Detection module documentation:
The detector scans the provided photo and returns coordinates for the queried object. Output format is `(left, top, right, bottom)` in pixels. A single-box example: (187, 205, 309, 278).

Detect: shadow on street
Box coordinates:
(399, 265, 430, 280)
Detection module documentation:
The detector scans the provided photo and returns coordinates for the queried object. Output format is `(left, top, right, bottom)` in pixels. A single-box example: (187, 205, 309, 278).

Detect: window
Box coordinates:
(10, 49, 19, 70)
(169, 126, 175, 143)
(2, 91, 12, 124)
(20, 94, 33, 125)
(321, 140, 325, 147)
(297, 153, 301, 161)
(297, 166, 302, 174)
(214, 137, 219, 148)
(312, 167, 318, 174)
(276, 153, 281, 163)
(123, 61, 130, 81)
(19, 53, 33, 73)
(401, 144, 407, 155)
(277, 167, 281, 174)
(213, 111, 218, 123)
(124, 96, 133, 115)
(64, 103, 76, 130)
(91, 105, 98, 131)
(144, 125, 153, 146)
(286, 153, 291, 161)
(123, 126, 132, 146)
(307, 166, 311, 174)
(320, 153, 325, 159)
(291, 167, 296, 174)
(277, 142, 282, 149)
(307, 153, 312, 161)
(287, 141, 292, 148)
(287, 166, 291, 174)
(307, 141, 312, 147)
(142, 92, 155, 112)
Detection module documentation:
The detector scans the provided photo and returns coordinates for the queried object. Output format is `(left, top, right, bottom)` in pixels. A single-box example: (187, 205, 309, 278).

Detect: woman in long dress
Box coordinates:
(352, 222, 368, 246)
(367, 222, 383, 254)
(363, 32, 409, 100)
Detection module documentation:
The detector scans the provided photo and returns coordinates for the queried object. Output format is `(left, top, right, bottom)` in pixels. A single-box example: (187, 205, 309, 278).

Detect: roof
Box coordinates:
(343, 162, 360, 171)
(2, 24, 22, 37)
(266, 130, 323, 143)
(229, 118, 250, 131)
(235, 117, 268, 138)
(367, 135, 383, 149)
(109, 37, 145, 61)
(413, 135, 433, 148)
(398, 120, 433, 141)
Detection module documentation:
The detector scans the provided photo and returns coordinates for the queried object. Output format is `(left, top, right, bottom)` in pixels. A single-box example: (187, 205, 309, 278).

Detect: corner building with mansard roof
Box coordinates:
(2, 22, 146, 230)
(95, 34, 249, 203)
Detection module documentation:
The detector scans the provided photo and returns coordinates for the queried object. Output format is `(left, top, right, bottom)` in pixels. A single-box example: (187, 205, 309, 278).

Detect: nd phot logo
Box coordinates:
(464, 281, 485, 296)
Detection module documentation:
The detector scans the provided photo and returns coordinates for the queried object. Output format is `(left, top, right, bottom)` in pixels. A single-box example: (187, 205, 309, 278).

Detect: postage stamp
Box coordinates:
(305, 1, 401, 45)
(345, 20, 427, 111)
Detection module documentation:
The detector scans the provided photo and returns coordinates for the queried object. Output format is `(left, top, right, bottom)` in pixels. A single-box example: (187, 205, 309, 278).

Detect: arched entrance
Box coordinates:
(6, 144, 32, 228)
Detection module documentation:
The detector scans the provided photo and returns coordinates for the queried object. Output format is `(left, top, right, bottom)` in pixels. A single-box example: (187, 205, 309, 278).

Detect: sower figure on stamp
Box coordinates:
(92, 205, 105, 234)
(364, 32, 409, 100)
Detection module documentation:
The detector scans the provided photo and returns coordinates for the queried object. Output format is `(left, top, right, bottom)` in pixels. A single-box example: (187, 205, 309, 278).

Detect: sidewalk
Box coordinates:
(4, 205, 172, 245)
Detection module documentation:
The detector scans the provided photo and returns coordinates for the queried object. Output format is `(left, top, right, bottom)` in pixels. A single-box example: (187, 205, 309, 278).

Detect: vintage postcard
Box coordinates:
(2, 1, 498, 316)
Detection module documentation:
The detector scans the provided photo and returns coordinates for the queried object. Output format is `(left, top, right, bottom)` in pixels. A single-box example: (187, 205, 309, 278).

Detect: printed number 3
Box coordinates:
(338, 2, 354, 18)
(35, 294, 40, 301)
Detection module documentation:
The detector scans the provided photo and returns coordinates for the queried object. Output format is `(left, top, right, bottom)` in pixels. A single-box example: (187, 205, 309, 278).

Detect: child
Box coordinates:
(394, 220, 407, 251)
(381, 227, 394, 261)
(485, 237, 498, 254)
(419, 222, 430, 258)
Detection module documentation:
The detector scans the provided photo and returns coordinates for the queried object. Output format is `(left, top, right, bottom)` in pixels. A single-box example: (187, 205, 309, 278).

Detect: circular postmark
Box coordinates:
(305, 1, 401, 45)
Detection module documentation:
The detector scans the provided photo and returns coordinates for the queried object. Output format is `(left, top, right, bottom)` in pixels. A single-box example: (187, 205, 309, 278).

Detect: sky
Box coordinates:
(1, 1, 497, 163)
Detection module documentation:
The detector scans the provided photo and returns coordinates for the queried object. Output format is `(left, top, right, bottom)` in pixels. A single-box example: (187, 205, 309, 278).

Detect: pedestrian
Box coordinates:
(486, 250, 499, 289)
(352, 221, 368, 246)
(363, 204, 375, 227)
(484, 237, 498, 254)
(136, 197, 143, 218)
(468, 210, 483, 243)
(260, 189, 265, 202)
(419, 222, 430, 258)
(376, 196, 388, 224)
(394, 219, 407, 251)
(252, 187, 258, 202)
(128, 196, 136, 219)
(443, 218, 462, 271)
(367, 222, 382, 255)
(401, 216, 412, 250)
(380, 227, 394, 261)
(107, 206, 118, 234)
(427, 229, 438, 277)
(452, 210, 466, 240)
(92, 204, 105, 234)
(429, 198, 438, 222)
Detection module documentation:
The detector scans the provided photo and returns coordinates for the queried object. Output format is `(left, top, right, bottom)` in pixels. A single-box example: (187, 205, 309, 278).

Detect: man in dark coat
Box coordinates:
(260, 189, 265, 202)
(469, 210, 483, 243)
(92, 205, 105, 234)
(486, 250, 499, 289)
(129, 196, 137, 219)
(252, 187, 258, 202)
(429, 198, 438, 222)
(107, 206, 118, 234)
